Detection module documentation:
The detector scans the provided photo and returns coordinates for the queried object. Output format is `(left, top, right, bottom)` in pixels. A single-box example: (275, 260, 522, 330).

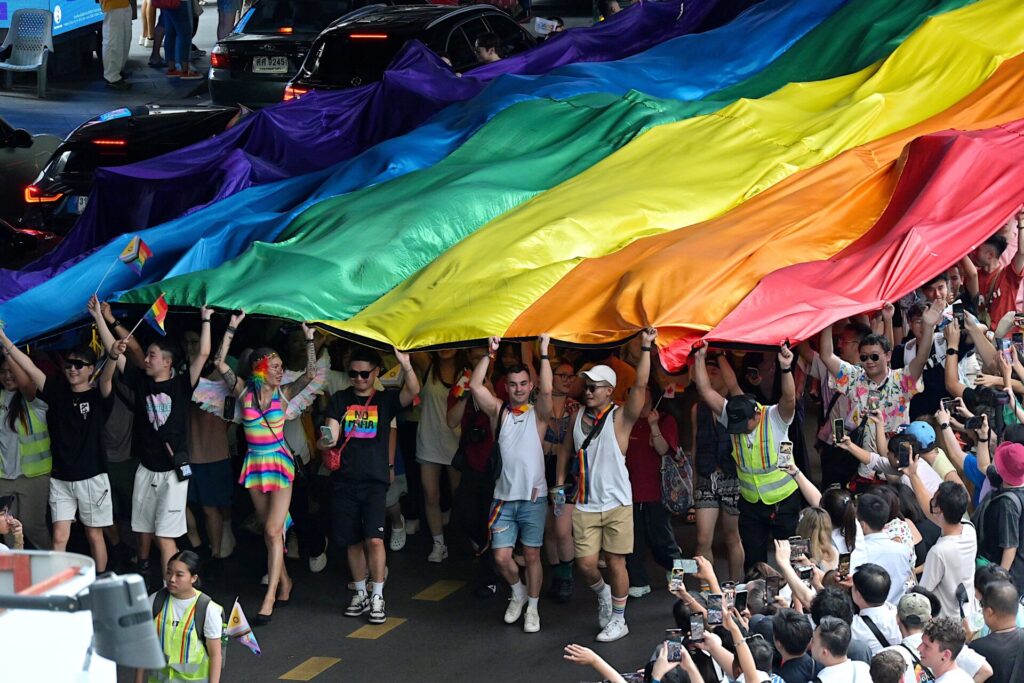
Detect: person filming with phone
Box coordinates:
(0, 497, 24, 550)
(693, 342, 800, 570)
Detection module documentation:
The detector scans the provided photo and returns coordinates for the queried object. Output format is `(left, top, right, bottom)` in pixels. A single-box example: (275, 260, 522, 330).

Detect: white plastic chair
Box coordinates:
(0, 9, 53, 98)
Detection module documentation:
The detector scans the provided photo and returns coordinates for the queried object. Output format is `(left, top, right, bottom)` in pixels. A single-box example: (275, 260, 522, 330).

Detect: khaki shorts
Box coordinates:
(573, 505, 633, 558)
(49, 473, 113, 527)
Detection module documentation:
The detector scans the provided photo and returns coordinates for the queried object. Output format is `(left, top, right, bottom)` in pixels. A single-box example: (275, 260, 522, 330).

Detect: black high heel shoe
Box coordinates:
(252, 611, 273, 626)
(276, 582, 294, 607)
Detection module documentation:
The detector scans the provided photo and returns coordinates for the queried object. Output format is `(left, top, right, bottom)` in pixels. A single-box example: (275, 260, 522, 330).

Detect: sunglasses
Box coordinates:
(584, 383, 609, 394)
(348, 370, 374, 379)
(64, 359, 94, 370)
(859, 353, 882, 362)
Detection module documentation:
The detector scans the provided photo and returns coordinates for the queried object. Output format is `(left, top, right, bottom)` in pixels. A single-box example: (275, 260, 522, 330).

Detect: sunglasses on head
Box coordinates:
(64, 359, 94, 370)
(584, 383, 608, 394)
(859, 353, 882, 362)
(348, 370, 373, 379)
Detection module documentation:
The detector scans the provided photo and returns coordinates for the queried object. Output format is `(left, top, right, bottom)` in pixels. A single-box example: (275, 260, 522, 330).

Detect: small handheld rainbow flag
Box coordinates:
(143, 294, 168, 336)
(226, 598, 261, 656)
(118, 236, 153, 275)
(450, 369, 471, 399)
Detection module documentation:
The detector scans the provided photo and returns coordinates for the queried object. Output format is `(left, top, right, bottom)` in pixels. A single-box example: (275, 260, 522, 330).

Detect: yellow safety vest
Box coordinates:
(730, 404, 797, 506)
(149, 592, 212, 683)
(1, 397, 51, 478)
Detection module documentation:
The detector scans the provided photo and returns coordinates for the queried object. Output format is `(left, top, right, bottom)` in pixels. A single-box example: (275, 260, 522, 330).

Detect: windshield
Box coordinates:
(243, 0, 355, 34)
(303, 34, 407, 85)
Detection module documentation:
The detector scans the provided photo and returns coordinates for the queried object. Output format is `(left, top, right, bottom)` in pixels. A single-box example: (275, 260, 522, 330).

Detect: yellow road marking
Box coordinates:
(279, 656, 341, 681)
(412, 579, 466, 601)
(347, 617, 407, 639)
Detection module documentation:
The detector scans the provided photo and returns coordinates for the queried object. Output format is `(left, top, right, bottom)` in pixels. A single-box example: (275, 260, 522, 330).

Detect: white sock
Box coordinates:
(354, 580, 366, 594)
(527, 596, 539, 610)
(589, 578, 607, 595)
(371, 581, 384, 598)
(511, 581, 526, 600)
(432, 534, 445, 546)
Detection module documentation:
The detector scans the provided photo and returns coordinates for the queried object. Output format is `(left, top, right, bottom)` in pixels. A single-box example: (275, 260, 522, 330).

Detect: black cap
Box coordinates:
(725, 395, 759, 434)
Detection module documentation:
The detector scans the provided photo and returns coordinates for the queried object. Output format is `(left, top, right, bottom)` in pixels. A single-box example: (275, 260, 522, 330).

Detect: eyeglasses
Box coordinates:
(584, 383, 609, 394)
(64, 359, 94, 370)
(553, 373, 574, 379)
(859, 353, 882, 362)
(348, 370, 373, 379)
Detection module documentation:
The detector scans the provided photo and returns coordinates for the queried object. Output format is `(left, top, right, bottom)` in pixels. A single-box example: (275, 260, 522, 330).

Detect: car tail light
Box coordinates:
(211, 45, 230, 69)
(92, 139, 126, 146)
(283, 85, 309, 101)
(349, 33, 388, 39)
(278, 26, 293, 34)
(24, 185, 63, 203)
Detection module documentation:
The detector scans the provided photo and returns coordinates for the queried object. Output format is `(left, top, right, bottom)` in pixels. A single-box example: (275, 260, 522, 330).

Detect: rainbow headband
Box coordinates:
(249, 352, 280, 391)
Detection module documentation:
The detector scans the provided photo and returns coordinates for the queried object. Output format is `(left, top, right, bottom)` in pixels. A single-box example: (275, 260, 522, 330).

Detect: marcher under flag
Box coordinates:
(226, 598, 262, 656)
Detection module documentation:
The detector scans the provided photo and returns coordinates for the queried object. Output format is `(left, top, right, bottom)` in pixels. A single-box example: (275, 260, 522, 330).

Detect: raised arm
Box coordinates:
(693, 345, 726, 417)
(773, 540, 816, 606)
(835, 434, 874, 465)
(959, 255, 979, 300)
(0, 325, 46, 391)
(943, 320, 967, 399)
(622, 327, 655, 426)
(468, 336, 504, 420)
(777, 343, 796, 424)
(908, 300, 940, 382)
(283, 323, 318, 399)
(881, 303, 896, 350)
(534, 334, 554, 422)
(213, 311, 245, 395)
(189, 306, 212, 387)
(100, 301, 144, 369)
(99, 338, 126, 398)
(395, 348, 420, 408)
(716, 352, 743, 397)
(781, 463, 821, 507)
(818, 324, 843, 378)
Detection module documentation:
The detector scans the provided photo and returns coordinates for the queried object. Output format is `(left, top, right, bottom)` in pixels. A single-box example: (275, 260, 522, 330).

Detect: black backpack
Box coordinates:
(152, 588, 214, 648)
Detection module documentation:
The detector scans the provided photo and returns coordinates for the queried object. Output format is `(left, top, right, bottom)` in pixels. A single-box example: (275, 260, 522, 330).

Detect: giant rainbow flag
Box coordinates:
(5, 0, 1024, 374)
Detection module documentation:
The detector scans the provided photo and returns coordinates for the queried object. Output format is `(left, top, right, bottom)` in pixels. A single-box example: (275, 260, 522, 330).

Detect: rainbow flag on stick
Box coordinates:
(225, 598, 262, 656)
(119, 236, 153, 275)
(125, 294, 168, 339)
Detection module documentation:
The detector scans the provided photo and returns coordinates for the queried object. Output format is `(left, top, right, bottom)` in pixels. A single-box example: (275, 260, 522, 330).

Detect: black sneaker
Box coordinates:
(556, 577, 573, 603)
(105, 78, 131, 91)
(344, 591, 370, 617)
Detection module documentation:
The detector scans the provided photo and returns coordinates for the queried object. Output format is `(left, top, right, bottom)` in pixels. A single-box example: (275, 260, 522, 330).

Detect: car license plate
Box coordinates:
(68, 195, 89, 215)
(252, 56, 288, 74)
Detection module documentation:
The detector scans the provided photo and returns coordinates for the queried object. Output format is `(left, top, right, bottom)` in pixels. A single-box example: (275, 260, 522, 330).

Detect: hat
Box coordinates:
(580, 364, 617, 388)
(994, 442, 1024, 487)
(725, 395, 759, 435)
(1002, 423, 1024, 446)
(897, 593, 932, 627)
(904, 421, 936, 452)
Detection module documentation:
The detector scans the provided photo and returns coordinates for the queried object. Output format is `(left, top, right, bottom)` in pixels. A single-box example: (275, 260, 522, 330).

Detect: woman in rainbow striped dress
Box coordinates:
(212, 311, 319, 624)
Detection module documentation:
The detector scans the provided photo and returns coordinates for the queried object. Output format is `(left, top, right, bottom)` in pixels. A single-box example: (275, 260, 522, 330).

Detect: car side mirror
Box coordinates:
(10, 129, 32, 148)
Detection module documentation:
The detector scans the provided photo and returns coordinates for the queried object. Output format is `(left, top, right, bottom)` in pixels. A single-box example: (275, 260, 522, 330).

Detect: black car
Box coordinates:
(0, 117, 60, 222)
(285, 4, 535, 99)
(209, 0, 419, 107)
(0, 217, 61, 269)
(23, 105, 242, 236)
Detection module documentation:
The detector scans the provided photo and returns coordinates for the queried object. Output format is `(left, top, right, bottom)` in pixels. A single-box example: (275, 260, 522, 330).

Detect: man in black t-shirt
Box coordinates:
(970, 581, 1023, 683)
(319, 345, 420, 625)
(0, 299, 120, 571)
(100, 305, 211, 578)
(978, 442, 1024, 589)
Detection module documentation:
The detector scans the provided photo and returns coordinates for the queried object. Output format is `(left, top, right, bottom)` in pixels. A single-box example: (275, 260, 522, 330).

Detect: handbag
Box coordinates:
(661, 447, 693, 514)
(323, 390, 376, 472)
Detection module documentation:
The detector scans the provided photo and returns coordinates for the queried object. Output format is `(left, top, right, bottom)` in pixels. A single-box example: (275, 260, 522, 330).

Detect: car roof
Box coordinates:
(324, 4, 496, 34)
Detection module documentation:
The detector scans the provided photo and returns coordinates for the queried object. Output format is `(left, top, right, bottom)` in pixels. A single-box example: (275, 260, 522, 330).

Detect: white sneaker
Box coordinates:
(220, 525, 236, 558)
(596, 618, 629, 642)
(628, 585, 651, 598)
(144, 37, 154, 49)
(523, 606, 540, 633)
(390, 517, 407, 552)
(369, 594, 386, 624)
(504, 593, 528, 624)
(405, 518, 420, 535)
(308, 538, 328, 573)
(260, 573, 268, 586)
(344, 591, 370, 617)
(138, 35, 145, 46)
(597, 595, 613, 629)
(427, 542, 448, 563)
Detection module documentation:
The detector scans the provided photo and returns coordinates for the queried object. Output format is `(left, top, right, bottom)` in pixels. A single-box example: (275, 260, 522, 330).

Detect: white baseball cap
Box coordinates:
(580, 364, 617, 388)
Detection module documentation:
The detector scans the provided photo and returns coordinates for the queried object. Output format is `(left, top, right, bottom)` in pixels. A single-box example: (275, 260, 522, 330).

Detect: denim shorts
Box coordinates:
(491, 498, 547, 549)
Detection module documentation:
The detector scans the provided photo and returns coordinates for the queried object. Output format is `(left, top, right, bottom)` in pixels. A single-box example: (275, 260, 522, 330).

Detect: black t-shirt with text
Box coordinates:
(325, 388, 402, 484)
(125, 365, 197, 473)
(39, 381, 113, 482)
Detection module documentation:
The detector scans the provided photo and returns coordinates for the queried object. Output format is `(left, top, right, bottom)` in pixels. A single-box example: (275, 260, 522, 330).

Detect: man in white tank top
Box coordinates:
(469, 334, 554, 633)
(556, 328, 656, 642)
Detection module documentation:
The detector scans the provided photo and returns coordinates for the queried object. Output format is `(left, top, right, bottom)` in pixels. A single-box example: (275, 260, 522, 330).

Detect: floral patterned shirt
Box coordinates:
(832, 360, 922, 433)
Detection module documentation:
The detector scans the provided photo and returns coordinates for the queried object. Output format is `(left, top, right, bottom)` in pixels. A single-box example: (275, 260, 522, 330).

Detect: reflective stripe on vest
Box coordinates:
(731, 404, 797, 506)
(17, 401, 50, 478)
(149, 592, 211, 683)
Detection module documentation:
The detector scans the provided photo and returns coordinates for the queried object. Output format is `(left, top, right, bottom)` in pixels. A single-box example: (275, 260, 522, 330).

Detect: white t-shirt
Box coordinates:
(149, 592, 224, 640)
(0, 542, 8, 551)
(885, 632, 988, 683)
(920, 525, 977, 619)
(857, 452, 942, 493)
(717, 401, 794, 456)
(831, 525, 864, 555)
(934, 667, 975, 683)
(815, 659, 871, 683)
(850, 532, 914, 604)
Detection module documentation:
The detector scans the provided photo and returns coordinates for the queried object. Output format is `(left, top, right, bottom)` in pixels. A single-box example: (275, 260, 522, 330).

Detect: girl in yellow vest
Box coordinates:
(0, 344, 52, 550)
(137, 550, 223, 683)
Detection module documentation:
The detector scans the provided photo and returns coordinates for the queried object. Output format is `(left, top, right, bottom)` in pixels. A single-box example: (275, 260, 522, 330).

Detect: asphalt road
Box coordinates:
(113, 512, 713, 683)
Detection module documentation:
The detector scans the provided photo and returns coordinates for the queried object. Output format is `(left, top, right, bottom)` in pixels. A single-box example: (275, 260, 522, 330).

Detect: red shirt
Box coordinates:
(625, 413, 678, 503)
(978, 262, 1024, 326)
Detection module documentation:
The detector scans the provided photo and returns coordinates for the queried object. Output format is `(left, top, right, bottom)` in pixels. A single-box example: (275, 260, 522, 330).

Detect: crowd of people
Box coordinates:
(2, 213, 1024, 682)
